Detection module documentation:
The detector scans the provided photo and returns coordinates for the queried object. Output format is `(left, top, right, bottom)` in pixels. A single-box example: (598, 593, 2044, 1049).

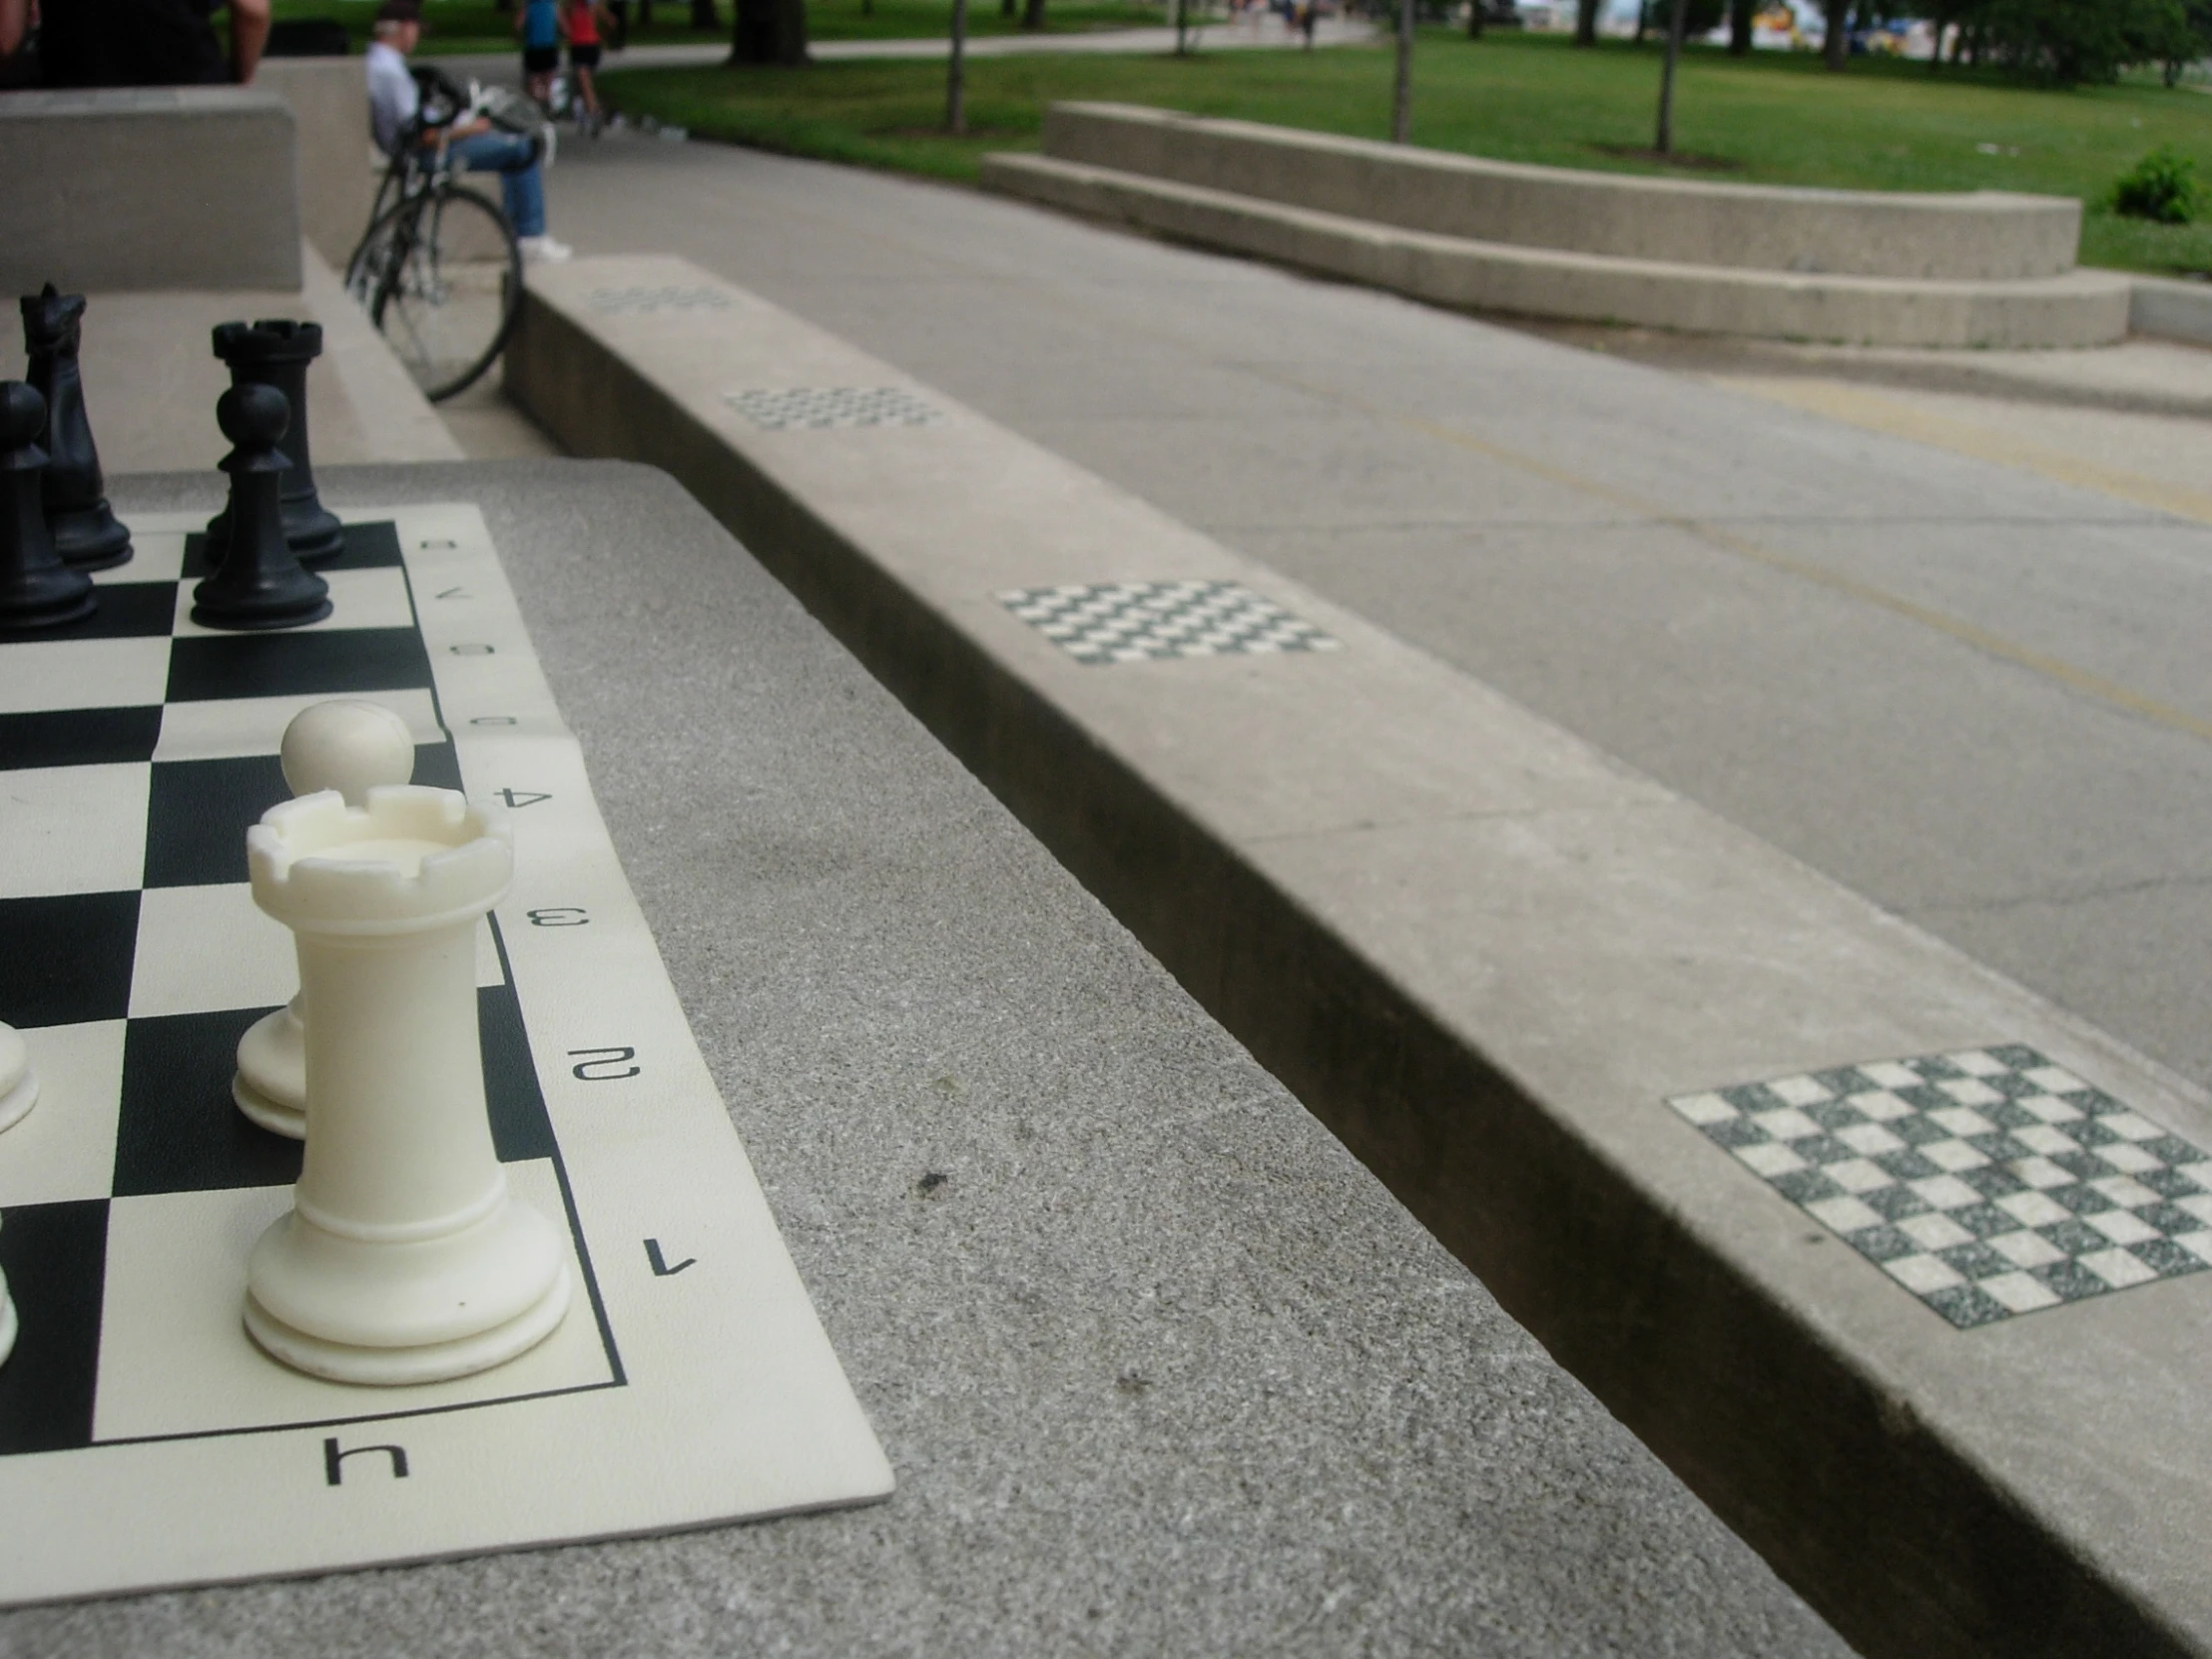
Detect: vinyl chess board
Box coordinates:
(0, 505, 891, 1605)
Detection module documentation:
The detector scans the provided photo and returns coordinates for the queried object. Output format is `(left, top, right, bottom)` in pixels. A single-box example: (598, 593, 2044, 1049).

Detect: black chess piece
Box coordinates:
(204, 320, 345, 567)
(0, 381, 98, 632)
(21, 285, 133, 572)
(191, 384, 332, 632)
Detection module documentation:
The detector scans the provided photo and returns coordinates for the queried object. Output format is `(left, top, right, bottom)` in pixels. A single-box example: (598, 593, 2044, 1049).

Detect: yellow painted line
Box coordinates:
(1260, 369, 2212, 749)
(1710, 375, 2212, 528)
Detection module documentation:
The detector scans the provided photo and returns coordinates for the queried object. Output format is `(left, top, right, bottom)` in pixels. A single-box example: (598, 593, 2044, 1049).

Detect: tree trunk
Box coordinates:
(1390, 0, 1413, 141)
(1021, 0, 1044, 29)
(728, 0, 807, 63)
(946, 0, 968, 131)
(1467, 0, 1483, 38)
(1573, 0, 1598, 44)
(691, 0, 717, 27)
(1654, 0, 1686, 150)
(1823, 0, 1847, 68)
(1726, 0, 1751, 54)
(637, 0, 652, 25)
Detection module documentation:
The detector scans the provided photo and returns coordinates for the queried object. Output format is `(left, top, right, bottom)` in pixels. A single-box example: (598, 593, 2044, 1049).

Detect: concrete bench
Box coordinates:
(507, 253, 2212, 1659)
(0, 86, 302, 292)
(981, 104, 2134, 348)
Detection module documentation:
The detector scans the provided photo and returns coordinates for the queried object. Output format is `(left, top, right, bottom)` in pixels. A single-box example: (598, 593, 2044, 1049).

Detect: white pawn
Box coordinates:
(0, 1021, 36, 1136)
(0, 1218, 13, 1371)
(243, 786, 570, 1384)
(235, 701, 416, 1138)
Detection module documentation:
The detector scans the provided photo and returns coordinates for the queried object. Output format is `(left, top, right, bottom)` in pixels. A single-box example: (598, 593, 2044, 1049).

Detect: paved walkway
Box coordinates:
(528, 131, 2212, 1103)
(438, 18, 1372, 81)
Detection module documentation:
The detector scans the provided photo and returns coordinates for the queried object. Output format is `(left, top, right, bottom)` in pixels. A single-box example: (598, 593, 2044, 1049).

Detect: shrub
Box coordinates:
(2113, 146, 2200, 225)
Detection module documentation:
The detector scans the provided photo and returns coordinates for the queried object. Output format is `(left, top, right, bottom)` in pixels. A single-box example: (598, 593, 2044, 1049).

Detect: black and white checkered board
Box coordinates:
(996, 581, 1342, 666)
(1670, 1046, 2212, 1329)
(0, 505, 889, 1605)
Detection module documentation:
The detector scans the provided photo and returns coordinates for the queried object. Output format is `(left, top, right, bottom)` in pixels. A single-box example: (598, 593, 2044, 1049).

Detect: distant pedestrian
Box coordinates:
(563, 0, 614, 133)
(517, 0, 560, 107)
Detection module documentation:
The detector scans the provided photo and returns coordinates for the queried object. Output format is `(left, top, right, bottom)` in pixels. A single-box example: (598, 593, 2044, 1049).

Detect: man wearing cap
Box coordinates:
(367, 0, 572, 263)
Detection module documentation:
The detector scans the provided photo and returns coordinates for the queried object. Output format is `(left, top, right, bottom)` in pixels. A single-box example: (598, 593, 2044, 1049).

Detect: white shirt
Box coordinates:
(365, 40, 419, 157)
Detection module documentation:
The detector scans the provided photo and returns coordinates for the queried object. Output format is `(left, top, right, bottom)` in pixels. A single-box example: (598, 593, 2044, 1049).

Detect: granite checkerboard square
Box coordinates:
(996, 580, 1343, 666)
(1669, 1046, 2212, 1329)
(724, 386, 942, 430)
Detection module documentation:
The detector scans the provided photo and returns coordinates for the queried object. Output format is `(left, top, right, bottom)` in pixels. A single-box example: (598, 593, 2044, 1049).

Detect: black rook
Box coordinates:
(192, 383, 332, 632)
(0, 381, 98, 632)
(207, 320, 346, 565)
(20, 285, 132, 571)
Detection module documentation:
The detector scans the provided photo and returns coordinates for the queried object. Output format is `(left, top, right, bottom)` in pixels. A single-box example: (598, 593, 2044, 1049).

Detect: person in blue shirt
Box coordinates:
(518, 0, 561, 107)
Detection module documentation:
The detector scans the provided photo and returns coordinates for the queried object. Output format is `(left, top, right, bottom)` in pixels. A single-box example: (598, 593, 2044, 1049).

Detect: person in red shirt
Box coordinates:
(562, 0, 616, 136)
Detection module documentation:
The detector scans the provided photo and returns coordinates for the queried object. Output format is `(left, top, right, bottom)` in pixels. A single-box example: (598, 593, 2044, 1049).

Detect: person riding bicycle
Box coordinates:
(366, 0, 571, 264)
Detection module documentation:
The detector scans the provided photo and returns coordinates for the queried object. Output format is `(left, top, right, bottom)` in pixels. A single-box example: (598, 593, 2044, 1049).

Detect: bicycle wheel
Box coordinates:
(346, 184, 522, 403)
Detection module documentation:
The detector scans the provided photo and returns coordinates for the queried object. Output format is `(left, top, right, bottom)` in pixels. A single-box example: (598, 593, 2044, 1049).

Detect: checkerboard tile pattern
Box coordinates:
(724, 386, 942, 430)
(996, 580, 1343, 666)
(1670, 1046, 2212, 1329)
(586, 285, 733, 315)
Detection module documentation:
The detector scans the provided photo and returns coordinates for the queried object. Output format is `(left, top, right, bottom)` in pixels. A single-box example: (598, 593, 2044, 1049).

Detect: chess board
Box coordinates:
(0, 504, 892, 1605)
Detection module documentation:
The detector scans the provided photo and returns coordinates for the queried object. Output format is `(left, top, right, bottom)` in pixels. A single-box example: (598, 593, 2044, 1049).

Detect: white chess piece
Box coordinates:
(0, 1218, 14, 1371)
(242, 786, 570, 1384)
(235, 701, 417, 1138)
(0, 1020, 36, 1136)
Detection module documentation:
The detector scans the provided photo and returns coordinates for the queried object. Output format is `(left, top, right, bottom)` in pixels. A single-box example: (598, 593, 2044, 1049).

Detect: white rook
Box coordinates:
(243, 786, 570, 1384)
(236, 700, 418, 1139)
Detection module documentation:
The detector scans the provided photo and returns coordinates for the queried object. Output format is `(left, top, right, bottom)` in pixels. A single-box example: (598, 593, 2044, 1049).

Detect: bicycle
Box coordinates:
(346, 67, 537, 403)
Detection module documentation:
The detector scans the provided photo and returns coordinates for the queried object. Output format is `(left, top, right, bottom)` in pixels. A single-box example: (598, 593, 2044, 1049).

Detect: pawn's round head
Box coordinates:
(216, 381, 291, 450)
(0, 380, 48, 452)
(281, 700, 415, 806)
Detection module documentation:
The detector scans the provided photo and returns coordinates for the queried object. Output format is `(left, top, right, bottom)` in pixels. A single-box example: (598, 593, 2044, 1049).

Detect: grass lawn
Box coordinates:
(600, 27, 2212, 274)
(274, 0, 1161, 57)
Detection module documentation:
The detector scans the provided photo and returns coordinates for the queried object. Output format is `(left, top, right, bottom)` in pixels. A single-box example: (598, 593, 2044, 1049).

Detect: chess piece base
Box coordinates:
(234, 1073, 305, 1140)
(0, 1024, 37, 1135)
(245, 1205, 571, 1385)
(51, 502, 131, 571)
(190, 592, 331, 632)
(0, 577, 96, 633)
(234, 1000, 305, 1139)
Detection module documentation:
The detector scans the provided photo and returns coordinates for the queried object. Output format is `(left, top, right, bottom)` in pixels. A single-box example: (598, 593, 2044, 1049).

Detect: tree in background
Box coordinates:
(1977, 0, 2189, 83)
(729, 0, 806, 62)
(1823, 0, 1847, 66)
(692, 0, 717, 26)
(1573, 0, 1600, 46)
(1727, 0, 1753, 53)
(1390, 0, 1413, 140)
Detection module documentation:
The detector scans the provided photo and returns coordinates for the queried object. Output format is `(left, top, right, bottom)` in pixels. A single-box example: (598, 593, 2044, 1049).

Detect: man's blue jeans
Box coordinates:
(449, 132, 546, 239)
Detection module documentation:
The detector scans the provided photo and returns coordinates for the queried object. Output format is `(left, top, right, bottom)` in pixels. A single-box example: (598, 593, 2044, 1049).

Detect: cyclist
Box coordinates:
(366, 0, 570, 264)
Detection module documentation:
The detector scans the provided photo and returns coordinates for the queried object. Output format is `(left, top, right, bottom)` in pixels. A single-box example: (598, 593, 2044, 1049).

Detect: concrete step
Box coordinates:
(1038, 100, 2084, 281)
(508, 253, 2212, 1659)
(979, 152, 2133, 349)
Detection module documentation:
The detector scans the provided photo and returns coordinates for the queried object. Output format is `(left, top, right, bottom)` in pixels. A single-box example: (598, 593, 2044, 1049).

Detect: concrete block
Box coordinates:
(0, 86, 302, 293)
(1041, 102, 2083, 282)
(507, 254, 2212, 1659)
(983, 153, 2132, 349)
(256, 57, 377, 271)
(2129, 275, 2212, 345)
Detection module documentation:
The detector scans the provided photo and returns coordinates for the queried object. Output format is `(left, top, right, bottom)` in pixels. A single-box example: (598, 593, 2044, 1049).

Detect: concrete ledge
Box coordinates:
(1040, 101, 2082, 281)
(0, 87, 301, 293)
(2130, 275, 2212, 346)
(982, 153, 2132, 349)
(256, 58, 376, 272)
(509, 255, 2210, 1659)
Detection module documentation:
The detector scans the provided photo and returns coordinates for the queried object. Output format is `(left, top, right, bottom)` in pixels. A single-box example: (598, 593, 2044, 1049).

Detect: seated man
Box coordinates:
(365, 0, 571, 264)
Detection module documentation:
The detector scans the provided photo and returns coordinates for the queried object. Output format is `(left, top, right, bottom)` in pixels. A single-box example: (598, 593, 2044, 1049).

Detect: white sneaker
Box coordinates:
(518, 235, 573, 265)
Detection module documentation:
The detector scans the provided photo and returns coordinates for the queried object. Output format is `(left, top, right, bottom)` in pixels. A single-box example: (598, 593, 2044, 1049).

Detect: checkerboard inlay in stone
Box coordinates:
(724, 386, 941, 430)
(1669, 1046, 2212, 1329)
(997, 581, 1342, 666)
(587, 285, 733, 315)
